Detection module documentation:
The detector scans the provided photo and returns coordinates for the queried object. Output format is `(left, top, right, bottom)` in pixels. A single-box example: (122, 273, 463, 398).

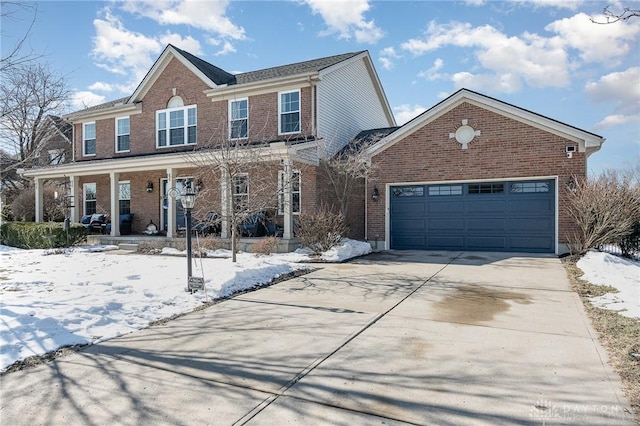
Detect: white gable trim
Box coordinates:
(367, 89, 604, 157)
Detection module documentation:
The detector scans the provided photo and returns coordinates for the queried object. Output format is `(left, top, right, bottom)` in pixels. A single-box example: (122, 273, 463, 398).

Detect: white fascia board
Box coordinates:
(204, 73, 319, 101)
(367, 89, 605, 157)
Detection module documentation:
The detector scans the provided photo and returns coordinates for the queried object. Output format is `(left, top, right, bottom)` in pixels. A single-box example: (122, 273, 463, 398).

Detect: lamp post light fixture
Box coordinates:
(180, 183, 201, 292)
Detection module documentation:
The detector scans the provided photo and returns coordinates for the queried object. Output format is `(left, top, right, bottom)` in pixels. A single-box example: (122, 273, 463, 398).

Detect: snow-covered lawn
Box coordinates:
(0, 239, 372, 372)
(577, 250, 640, 320)
(2, 244, 636, 373)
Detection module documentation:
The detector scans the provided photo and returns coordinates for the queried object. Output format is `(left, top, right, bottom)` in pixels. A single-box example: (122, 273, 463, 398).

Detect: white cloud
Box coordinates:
(394, 104, 427, 125)
(71, 91, 106, 110)
(159, 33, 202, 55)
(545, 12, 640, 64)
(518, 0, 585, 10)
(452, 71, 523, 93)
(417, 58, 445, 81)
(215, 41, 236, 56)
(594, 113, 640, 130)
(378, 46, 399, 70)
(91, 9, 163, 89)
(586, 67, 640, 121)
(119, 0, 246, 40)
(303, 0, 384, 44)
(88, 82, 114, 92)
(401, 21, 570, 92)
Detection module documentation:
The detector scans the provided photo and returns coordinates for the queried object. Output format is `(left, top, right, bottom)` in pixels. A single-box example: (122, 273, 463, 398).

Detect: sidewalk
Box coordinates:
(0, 251, 634, 425)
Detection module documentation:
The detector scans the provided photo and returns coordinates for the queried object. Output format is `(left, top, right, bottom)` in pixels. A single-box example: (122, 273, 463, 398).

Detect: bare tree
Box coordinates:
(591, 4, 640, 24)
(189, 119, 302, 262)
(565, 166, 640, 255)
(1, 2, 39, 73)
(318, 130, 386, 219)
(0, 62, 70, 190)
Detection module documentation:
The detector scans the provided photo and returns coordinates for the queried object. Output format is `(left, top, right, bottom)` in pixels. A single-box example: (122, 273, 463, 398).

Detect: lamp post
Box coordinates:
(180, 184, 196, 281)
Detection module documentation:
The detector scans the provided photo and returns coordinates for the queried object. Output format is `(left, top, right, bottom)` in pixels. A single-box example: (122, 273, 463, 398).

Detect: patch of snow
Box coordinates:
(577, 250, 640, 319)
(320, 238, 372, 262)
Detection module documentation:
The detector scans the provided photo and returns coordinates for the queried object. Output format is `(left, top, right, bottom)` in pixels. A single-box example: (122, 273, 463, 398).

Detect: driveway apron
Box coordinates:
(0, 251, 634, 425)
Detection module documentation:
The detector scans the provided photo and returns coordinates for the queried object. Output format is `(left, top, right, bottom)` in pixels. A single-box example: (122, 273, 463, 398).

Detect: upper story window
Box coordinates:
(83, 122, 96, 156)
(279, 90, 300, 134)
(116, 117, 130, 152)
(229, 98, 248, 139)
(83, 183, 96, 215)
(156, 106, 197, 148)
(278, 170, 301, 215)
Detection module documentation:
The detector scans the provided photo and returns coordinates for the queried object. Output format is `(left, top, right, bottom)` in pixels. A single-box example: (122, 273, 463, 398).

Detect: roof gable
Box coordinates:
(128, 44, 234, 103)
(367, 88, 605, 157)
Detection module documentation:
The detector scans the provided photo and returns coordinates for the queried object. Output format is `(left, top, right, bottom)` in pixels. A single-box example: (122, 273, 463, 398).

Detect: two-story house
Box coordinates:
(24, 45, 395, 242)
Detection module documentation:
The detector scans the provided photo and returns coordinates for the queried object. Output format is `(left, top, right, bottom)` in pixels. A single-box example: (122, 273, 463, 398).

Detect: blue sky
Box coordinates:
(2, 0, 638, 174)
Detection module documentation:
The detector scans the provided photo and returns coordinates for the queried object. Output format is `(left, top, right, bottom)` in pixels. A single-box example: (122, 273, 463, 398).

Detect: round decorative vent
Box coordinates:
(449, 119, 481, 149)
(455, 125, 475, 145)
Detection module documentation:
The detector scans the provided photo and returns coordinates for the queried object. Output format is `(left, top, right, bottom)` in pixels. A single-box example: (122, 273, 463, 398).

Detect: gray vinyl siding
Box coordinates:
(317, 58, 392, 156)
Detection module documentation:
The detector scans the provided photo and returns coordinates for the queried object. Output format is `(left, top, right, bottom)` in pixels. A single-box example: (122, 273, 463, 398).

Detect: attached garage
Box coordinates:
(364, 89, 605, 255)
(390, 179, 555, 253)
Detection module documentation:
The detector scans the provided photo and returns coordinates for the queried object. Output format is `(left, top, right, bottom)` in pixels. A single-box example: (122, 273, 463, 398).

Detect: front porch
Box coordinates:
(86, 234, 301, 254)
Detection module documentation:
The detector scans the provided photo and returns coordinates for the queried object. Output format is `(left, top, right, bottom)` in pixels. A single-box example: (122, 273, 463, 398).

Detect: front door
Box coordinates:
(161, 178, 188, 232)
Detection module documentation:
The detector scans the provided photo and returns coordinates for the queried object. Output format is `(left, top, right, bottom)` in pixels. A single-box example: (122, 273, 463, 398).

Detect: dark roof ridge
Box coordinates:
(169, 44, 236, 85)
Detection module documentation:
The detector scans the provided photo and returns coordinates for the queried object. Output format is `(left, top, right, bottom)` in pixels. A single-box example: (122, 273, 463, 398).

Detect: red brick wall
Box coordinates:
(364, 102, 587, 249)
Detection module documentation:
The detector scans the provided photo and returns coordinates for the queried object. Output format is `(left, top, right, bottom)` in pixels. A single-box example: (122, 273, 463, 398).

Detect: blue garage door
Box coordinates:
(390, 180, 555, 253)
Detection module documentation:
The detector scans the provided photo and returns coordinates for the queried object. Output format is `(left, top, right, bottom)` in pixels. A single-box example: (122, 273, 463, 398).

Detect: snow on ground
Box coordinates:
(577, 250, 640, 319)
(0, 239, 370, 371)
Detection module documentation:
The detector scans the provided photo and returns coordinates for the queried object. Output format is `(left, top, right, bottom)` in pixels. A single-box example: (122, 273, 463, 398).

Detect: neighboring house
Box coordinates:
(23, 45, 395, 242)
(361, 89, 605, 254)
(34, 115, 72, 167)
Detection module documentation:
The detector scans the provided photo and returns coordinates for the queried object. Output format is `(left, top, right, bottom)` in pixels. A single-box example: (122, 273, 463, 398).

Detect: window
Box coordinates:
(468, 183, 504, 194)
(83, 122, 96, 156)
(119, 182, 131, 215)
(278, 170, 301, 215)
(84, 183, 96, 215)
(392, 186, 424, 197)
(232, 174, 248, 212)
(116, 117, 130, 152)
(48, 149, 65, 165)
(229, 98, 248, 139)
(156, 106, 197, 147)
(429, 185, 462, 196)
(279, 90, 300, 134)
(511, 182, 550, 193)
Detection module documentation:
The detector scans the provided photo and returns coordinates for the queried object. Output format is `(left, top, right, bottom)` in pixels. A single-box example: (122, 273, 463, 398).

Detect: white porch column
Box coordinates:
(220, 167, 229, 239)
(34, 178, 44, 222)
(282, 159, 294, 240)
(69, 176, 79, 223)
(109, 172, 120, 236)
(166, 168, 176, 238)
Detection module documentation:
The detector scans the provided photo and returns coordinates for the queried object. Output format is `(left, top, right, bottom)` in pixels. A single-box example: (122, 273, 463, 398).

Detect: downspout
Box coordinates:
(308, 76, 316, 137)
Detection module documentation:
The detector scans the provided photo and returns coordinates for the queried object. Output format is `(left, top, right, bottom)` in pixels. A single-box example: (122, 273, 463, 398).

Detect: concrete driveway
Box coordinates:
(0, 251, 634, 425)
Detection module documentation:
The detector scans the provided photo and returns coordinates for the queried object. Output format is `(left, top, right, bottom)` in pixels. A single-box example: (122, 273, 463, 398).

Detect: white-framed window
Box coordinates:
(229, 98, 248, 139)
(48, 149, 65, 165)
(83, 122, 96, 156)
(115, 117, 130, 152)
(156, 105, 197, 147)
(83, 183, 97, 215)
(232, 174, 248, 212)
(119, 181, 131, 215)
(278, 170, 301, 215)
(279, 90, 300, 134)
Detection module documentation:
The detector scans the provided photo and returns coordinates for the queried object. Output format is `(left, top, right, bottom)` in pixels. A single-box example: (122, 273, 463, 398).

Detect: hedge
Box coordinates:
(0, 222, 88, 249)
